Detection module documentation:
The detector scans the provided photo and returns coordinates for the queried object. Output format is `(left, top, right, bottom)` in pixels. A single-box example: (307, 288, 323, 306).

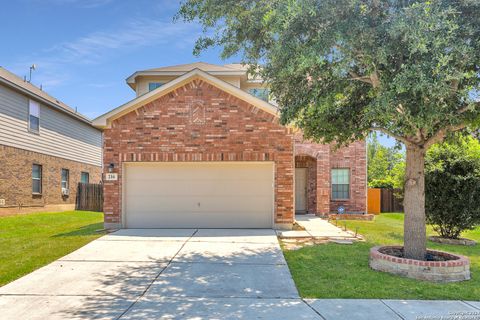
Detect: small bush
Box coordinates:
(425, 137, 480, 239)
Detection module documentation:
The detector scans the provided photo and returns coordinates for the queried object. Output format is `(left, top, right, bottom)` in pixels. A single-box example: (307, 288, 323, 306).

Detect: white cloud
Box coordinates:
(11, 18, 201, 88)
(48, 18, 198, 65)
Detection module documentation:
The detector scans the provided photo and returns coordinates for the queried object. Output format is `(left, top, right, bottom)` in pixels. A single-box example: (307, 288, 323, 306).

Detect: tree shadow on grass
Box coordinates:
(52, 223, 105, 237)
(385, 232, 404, 242)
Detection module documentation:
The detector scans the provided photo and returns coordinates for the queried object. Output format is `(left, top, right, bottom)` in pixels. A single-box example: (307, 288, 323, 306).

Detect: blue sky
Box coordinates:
(1, 0, 396, 147)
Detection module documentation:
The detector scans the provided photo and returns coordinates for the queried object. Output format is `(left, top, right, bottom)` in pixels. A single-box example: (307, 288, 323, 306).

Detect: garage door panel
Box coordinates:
(127, 163, 273, 180)
(126, 180, 273, 197)
(125, 211, 271, 229)
(126, 195, 272, 213)
(124, 162, 274, 228)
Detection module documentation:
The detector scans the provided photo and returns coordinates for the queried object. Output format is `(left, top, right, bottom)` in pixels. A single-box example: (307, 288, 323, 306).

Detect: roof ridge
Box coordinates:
(141, 61, 243, 73)
(0, 66, 92, 124)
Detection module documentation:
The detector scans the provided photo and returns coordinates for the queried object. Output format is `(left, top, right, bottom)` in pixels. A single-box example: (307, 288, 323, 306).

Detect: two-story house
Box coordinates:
(0, 67, 102, 212)
(93, 62, 366, 229)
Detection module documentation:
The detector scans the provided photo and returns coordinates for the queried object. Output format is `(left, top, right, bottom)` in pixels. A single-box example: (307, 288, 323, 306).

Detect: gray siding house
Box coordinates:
(0, 67, 102, 212)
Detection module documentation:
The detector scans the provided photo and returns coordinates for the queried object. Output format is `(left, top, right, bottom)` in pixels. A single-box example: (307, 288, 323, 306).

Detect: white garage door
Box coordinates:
(124, 162, 274, 228)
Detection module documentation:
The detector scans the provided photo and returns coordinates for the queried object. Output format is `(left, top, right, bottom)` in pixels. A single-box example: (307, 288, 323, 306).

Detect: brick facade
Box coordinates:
(102, 79, 295, 228)
(294, 133, 367, 215)
(0, 144, 102, 208)
(330, 140, 367, 213)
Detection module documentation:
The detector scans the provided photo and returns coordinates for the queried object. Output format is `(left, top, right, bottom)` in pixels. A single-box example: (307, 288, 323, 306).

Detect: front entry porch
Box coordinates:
(294, 154, 330, 216)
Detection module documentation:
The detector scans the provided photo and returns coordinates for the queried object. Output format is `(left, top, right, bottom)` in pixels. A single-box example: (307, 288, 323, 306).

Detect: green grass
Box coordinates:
(283, 213, 480, 300)
(0, 211, 105, 286)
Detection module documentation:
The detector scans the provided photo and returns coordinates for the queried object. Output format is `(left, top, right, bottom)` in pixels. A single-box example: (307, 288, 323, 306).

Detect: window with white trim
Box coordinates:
(331, 168, 350, 200)
(32, 164, 42, 194)
(61, 168, 69, 190)
(29, 100, 40, 133)
(248, 88, 270, 102)
(148, 82, 165, 91)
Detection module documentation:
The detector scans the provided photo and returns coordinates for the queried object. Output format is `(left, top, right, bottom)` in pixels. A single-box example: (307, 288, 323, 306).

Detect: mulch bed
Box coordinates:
(378, 246, 460, 262)
(428, 236, 476, 246)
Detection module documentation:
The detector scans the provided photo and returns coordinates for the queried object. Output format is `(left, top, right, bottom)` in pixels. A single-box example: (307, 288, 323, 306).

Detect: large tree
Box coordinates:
(177, 0, 480, 260)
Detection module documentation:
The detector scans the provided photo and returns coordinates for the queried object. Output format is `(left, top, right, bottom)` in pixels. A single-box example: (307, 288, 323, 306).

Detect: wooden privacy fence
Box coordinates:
(368, 188, 404, 214)
(380, 188, 404, 213)
(75, 183, 103, 212)
(367, 188, 381, 214)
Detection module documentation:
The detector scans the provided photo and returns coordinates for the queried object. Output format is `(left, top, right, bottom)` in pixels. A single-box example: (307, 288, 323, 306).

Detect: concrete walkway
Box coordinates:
(0, 229, 308, 319)
(0, 229, 478, 319)
(278, 214, 358, 240)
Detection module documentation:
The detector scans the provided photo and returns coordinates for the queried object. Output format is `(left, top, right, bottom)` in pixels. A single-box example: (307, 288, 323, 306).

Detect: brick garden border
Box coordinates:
(369, 246, 470, 282)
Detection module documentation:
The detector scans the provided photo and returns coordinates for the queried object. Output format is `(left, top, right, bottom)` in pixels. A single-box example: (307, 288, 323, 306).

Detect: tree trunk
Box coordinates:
(403, 145, 427, 260)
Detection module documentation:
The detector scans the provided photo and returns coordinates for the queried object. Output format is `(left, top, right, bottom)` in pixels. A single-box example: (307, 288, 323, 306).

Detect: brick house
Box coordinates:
(93, 63, 366, 229)
(0, 67, 102, 212)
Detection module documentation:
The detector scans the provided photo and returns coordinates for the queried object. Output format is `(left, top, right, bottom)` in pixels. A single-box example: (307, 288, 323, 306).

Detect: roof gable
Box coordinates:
(93, 69, 278, 129)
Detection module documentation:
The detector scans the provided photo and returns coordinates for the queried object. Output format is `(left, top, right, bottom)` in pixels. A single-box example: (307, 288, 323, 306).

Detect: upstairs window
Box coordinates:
(32, 164, 42, 194)
(29, 100, 40, 133)
(148, 82, 165, 92)
(331, 168, 350, 200)
(61, 168, 69, 189)
(81, 172, 90, 184)
(248, 88, 270, 102)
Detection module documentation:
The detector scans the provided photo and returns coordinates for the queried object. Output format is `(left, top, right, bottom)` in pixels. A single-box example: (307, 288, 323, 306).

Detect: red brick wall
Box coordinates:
(102, 79, 294, 228)
(294, 133, 367, 215)
(0, 144, 102, 208)
(330, 140, 367, 213)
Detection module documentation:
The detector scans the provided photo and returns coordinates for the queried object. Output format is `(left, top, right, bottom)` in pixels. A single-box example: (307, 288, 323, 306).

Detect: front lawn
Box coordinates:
(283, 213, 480, 300)
(0, 210, 104, 287)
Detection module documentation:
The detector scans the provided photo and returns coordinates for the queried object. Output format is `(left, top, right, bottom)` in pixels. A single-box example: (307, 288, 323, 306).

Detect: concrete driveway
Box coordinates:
(0, 228, 320, 319)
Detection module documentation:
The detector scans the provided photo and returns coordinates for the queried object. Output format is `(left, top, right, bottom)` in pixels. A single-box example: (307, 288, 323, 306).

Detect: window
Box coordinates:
(61, 169, 69, 190)
(81, 172, 89, 184)
(32, 164, 42, 194)
(331, 168, 350, 200)
(148, 82, 165, 91)
(29, 100, 40, 133)
(248, 88, 270, 102)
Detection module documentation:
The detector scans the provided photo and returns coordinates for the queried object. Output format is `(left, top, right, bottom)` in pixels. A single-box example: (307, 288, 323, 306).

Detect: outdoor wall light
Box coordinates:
(108, 163, 115, 173)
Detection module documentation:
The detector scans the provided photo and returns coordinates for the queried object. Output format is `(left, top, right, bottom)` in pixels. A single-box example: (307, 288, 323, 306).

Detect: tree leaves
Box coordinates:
(177, 0, 480, 147)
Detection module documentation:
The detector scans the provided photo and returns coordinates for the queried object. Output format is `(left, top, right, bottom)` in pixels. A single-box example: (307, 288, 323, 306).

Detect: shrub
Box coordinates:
(425, 137, 480, 239)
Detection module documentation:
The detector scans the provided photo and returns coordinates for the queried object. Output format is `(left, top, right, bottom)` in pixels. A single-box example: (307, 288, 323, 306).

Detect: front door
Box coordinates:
(295, 168, 308, 214)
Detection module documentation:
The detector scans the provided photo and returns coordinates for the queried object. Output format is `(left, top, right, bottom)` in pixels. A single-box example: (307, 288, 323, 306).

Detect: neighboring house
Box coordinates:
(93, 62, 366, 229)
(0, 67, 102, 211)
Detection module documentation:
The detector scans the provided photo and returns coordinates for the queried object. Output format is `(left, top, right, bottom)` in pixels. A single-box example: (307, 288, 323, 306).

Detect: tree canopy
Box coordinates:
(178, 0, 480, 147)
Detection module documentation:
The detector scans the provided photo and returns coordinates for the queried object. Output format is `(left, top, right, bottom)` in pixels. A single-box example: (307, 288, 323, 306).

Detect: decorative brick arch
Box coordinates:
(294, 134, 331, 215)
(294, 146, 320, 159)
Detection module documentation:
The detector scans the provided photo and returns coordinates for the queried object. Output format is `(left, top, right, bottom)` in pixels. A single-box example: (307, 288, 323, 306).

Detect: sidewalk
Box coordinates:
(277, 214, 359, 240)
(304, 299, 480, 320)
